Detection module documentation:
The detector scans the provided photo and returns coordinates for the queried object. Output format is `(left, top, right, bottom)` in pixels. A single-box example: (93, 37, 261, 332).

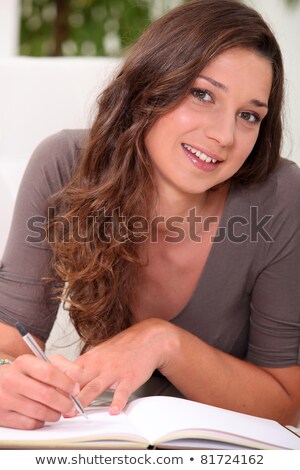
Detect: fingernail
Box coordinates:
(63, 406, 77, 418)
(109, 405, 120, 415)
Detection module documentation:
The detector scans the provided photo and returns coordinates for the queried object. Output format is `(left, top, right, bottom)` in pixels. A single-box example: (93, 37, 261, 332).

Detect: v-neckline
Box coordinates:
(170, 182, 237, 323)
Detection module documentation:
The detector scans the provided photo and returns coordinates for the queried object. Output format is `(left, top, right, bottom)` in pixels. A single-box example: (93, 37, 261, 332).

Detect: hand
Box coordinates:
(74, 318, 174, 414)
(0, 353, 82, 430)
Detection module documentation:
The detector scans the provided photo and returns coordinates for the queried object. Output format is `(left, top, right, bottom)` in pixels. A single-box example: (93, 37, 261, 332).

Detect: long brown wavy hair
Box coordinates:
(49, 0, 284, 351)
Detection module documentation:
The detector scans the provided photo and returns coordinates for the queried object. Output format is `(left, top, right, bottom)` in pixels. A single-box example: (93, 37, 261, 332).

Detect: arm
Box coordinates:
(73, 318, 300, 425)
(160, 321, 300, 426)
(0, 322, 34, 359)
(0, 131, 83, 339)
(0, 131, 86, 429)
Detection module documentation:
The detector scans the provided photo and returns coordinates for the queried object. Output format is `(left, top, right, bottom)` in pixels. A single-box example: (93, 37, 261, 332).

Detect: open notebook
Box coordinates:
(0, 396, 299, 449)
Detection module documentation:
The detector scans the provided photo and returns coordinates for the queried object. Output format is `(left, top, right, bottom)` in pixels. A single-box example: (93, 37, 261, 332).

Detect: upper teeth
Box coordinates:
(183, 144, 217, 164)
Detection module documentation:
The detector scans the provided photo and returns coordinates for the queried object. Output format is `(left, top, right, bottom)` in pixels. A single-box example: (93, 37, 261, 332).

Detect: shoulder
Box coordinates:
(269, 158, 300, 221)
(271, 157, 300, 201)
(38, 128, 88, 152)
(23, 129, 89, 198)
(246, 158, 300, 218)
(228, 159, 300, 262)
(247, 158, 300, 262)
(29, 129, 88, 174)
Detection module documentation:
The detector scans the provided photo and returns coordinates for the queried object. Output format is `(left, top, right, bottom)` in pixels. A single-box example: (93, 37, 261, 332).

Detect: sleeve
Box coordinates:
(0, 130, 83, 342)
(247, 161, 300, 367)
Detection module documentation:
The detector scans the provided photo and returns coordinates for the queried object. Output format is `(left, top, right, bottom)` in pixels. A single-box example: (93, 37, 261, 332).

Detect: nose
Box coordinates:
(204, 111, 235, 147)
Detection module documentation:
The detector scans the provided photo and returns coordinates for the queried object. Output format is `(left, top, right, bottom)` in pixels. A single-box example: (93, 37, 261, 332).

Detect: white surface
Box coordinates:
(0, 0, 20, 56)
(0, 56, 121, 256)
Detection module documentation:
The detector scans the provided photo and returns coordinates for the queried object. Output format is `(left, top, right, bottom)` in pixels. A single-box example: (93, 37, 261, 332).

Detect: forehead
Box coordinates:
(199, 47, 273, 100)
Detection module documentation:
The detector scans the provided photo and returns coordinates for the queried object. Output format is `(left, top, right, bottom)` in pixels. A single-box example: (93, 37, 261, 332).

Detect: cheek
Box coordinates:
(160, 100, 199, 130)
(145, 113, 182, 154)
(144, 124, 161, 159)
(145, 104, 203, 159)
(168, 106, 200, 129)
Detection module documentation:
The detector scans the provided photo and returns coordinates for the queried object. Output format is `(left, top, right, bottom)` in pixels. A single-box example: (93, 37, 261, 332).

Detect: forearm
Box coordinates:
(158, 321, 300, 426)
(0, 322, 44, 358)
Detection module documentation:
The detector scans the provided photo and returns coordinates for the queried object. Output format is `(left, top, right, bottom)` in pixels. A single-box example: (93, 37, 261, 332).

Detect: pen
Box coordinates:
(15, 322, 88, 419)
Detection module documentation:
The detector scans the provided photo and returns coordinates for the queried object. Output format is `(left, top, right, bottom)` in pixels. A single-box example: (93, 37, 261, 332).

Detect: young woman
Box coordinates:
(0, 0, 300, 430)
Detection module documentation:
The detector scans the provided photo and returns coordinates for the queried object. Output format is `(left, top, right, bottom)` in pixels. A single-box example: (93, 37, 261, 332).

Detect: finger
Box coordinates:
(109, 382, 131, 415)
(73, 355, 99, 387)
(2, 392, 63, 423)
(2, 371, 76, 416)
(49, 354, 84, 385)
(0, 410, 44, 430)
(76, 376, 108, 408)
(13, 355, 79, 397)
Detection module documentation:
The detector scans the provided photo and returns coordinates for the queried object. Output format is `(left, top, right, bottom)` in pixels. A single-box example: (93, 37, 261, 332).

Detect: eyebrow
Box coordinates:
(198, 74, 269, 109)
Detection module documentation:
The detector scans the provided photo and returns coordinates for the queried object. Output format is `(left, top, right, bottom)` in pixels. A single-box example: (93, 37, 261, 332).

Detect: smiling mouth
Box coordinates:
(182, 144, 220, 164)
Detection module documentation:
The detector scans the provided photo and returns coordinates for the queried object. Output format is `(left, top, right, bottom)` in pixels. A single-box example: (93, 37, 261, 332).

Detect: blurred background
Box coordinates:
(0, 0, 297, 161)
(16, 0, 300, 58)
(0, 0, 298, 58)
(0, 0, 299, 163)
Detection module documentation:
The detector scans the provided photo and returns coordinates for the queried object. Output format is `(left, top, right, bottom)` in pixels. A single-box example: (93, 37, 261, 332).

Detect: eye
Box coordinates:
(191, 88, 213, 103)
(238, 111, 261, 125)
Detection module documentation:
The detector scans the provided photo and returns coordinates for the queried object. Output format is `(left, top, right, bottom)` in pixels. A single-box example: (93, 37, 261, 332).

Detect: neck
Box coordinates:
(151, 183, 230, 236)
(155, 192, 208, 221)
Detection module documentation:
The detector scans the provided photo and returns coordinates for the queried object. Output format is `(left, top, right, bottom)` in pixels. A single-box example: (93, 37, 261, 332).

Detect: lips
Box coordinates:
(182, 143, 223, 172)
(182, 143, 223, 164)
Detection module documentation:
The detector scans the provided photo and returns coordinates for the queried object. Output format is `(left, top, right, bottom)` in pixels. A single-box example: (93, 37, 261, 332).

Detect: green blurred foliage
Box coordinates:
(285, 0, 300, 5)
(20, 0, 300, 57)
(20, 0, 156, 57)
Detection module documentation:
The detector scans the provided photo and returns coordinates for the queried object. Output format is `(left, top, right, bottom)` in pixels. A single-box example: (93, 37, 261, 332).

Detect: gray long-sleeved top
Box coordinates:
(0, 129, 300, 367)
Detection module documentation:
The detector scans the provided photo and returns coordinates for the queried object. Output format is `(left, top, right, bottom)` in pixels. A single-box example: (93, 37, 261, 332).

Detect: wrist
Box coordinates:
(139, 318, 181, 373)
(0, 359, 12, 365)
(0, 358, 13, 378)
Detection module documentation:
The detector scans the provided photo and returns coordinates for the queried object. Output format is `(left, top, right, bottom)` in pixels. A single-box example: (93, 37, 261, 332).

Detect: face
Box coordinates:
(145, 47, 273, 199)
